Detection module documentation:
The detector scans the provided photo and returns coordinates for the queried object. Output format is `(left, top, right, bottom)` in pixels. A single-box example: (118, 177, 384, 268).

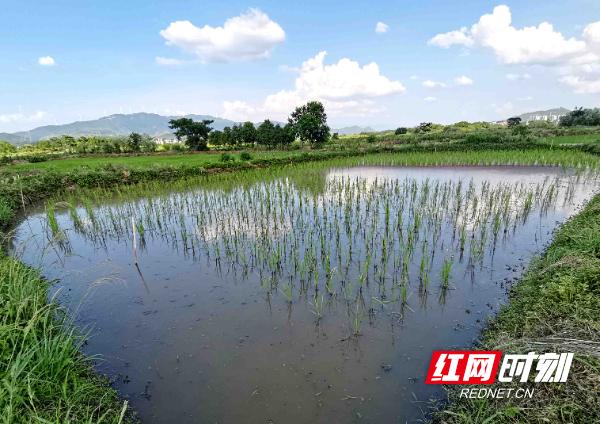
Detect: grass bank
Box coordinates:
(0, 252, 132, 423)
(432, 192, 600, 423)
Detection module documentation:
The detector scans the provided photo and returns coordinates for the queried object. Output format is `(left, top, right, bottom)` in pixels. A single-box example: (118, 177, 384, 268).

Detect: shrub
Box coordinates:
(171, 143, 186, 152)
(366, 134, 377, 143)
(240, 152, 252, 161)
(0, 197, 13, 229)
(512, 124, 530, 136)
(220, 152, 232, 162)
(27, 154, 48, 163)
(395, 127, 408, 135)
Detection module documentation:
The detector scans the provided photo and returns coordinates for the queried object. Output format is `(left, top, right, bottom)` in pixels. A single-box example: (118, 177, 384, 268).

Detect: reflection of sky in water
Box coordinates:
(12, 166, 600, 424)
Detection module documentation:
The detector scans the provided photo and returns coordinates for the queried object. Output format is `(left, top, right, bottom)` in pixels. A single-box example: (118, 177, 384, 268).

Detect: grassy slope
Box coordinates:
(3, 151, 296, 172)
(539, 134, 600, 144)
(433, 193, 600, 423)
(0, 254, 132, 423)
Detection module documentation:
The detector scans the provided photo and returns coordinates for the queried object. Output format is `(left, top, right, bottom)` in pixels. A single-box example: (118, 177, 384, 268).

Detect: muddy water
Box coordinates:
(13, 166, 598, 423)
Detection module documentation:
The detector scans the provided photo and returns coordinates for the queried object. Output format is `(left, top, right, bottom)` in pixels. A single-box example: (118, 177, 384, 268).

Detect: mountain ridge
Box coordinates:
(1, 113, 375, 145)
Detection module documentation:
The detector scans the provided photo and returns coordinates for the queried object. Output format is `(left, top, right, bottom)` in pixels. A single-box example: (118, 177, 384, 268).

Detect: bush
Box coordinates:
(27, 154, 48, 163)
(220, 152, 232, 162)
(511, 124, 530, 137)
(366, 134, 377, 143)
(0, 197, 13, 229)
(240, 152, 252, 161)
(171, 143, 186, 152)
(395, 127, 408, 135)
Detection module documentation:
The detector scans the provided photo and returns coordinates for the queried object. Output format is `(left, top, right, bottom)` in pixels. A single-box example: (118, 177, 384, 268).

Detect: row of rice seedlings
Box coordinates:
(39, 161, 600, 320)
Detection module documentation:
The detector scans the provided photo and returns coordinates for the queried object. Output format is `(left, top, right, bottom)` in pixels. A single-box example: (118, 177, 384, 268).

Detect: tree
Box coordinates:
(222, 126, 233, 146)
(418, 122, 433, 133)
(507, 117, 521, 127)
(128, 132, 143, 152)
(209, 130, 224, 146)
(394, 127, 407, 135)
(559, 107, 600, 127)
(169, 118, 213, 151)
(277, 123, 295, 146)
(241, 122, 258, 145)
(0, 141, 16, 154)
(257, 119, 276, 146)
(289, 101, 330, 148)
(231, 123, 243, 146)
(331, 132, 339, 140)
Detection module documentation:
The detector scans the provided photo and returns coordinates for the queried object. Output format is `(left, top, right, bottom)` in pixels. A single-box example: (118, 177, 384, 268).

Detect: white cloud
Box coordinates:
(279, 64, 300, 73)
(454, 75, 473, 85)
(559, 75, 600, 94)
(424, 97, 437, 102)
(222, 51, 404, 120)
(429, 6, 586, 65)
(0, 111, 47, 124)
(38, 56, 55, 66)
(517, 96, 533, 101)
(375, 22, 389, 33)
(159, 8, 285, 63)
(429, 27, 474, 48)
(410, 75, 418, 80)
(583, 22, 600, 46)
(155, 57, 187, 66)
(506, 73, 531, 80)
(422, 80, 446, 88)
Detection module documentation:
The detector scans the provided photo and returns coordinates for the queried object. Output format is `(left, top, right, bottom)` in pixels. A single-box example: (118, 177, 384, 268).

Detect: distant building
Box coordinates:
(523, 113, 567, 123)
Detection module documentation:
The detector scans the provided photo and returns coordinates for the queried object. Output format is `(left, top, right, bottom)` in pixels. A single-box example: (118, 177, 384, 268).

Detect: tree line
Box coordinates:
(170, 101, 330, 151)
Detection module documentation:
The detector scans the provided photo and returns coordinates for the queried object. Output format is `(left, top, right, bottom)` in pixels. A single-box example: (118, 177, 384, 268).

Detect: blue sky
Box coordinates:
(1, 0, 599, 132)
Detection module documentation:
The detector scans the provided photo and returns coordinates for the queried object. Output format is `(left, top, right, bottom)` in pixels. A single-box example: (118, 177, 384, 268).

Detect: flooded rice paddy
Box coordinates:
(13, 165, 600, 423)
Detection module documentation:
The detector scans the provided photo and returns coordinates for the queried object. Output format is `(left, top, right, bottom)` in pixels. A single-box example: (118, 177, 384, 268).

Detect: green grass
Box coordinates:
(4, 150, 295, 172)
(539, 134, 600, 145)
(0, 253, 132, 423)
(432, 192, 600, 424)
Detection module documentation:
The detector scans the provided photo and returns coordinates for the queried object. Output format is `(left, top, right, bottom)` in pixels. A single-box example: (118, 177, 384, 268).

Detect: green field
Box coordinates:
(539, 134, 600, 144)
(3, 150, 296, 172)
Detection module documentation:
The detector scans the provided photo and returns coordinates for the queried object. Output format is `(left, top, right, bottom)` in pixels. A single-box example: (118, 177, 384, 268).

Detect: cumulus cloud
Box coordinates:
(159, 8, 285, 63)
(375, 22, 389, 33)
(424, 97, 437, 102)
(156, 57, 188, 66)
(38, 56, 55, 66)
(0, 111, 47, 124)
(583, 22, 600, 46)
(429, 5, 600, 95)
(429, 6, 586, 65)
(422, 80, 446, 88)
(559, 75, 600, 94)
(222, 51, 404, 120)
(454, 75, 473, 85)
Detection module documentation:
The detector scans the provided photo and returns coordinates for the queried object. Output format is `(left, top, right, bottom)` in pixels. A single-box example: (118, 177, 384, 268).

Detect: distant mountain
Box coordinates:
(0, 133, 26, 144)
(332, 125, 375, 135)
(2, 113, 285, 144)
(512, 108, 571, 123)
